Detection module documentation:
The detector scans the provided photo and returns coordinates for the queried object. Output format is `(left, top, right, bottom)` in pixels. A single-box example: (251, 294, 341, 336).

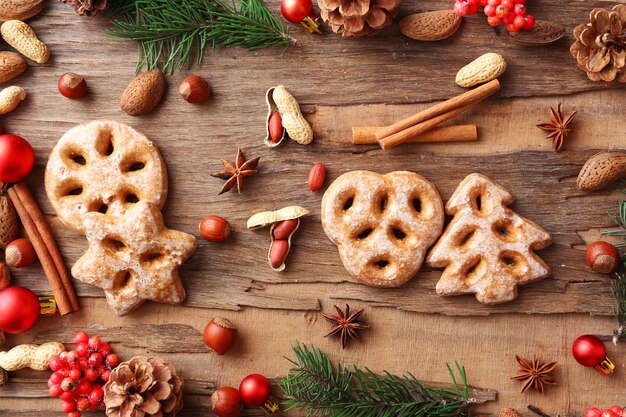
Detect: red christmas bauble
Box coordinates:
(281, 0, 313, 23)
(572, 334, 606, 367)
(239, 374, 271, 407)
(0, 286, 40, 334)
(0, 134, 35, 183)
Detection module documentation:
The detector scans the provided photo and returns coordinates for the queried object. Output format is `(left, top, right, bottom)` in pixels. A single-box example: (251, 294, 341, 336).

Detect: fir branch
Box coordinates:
(281, 342, 475, 417)
(106, 0, 291, 74)
(611, 265, 626, 345)
(602, 189, 626, 344)
(602, 187, 626, 247)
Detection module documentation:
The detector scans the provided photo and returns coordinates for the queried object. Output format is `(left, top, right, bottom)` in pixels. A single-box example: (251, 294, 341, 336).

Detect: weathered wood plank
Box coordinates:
(0, 376, 496, 403)
(12, 149, 622, 315)
(0, 377, 216, 399)
(3, 0, 626, 413)
(32, 324, 207, 353)
(2, 299, 625, 415)
(35, 0, 626, 106)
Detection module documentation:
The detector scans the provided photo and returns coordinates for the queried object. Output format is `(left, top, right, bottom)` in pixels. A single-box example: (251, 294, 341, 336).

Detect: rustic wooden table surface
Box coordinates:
(1, 0, 626, 415)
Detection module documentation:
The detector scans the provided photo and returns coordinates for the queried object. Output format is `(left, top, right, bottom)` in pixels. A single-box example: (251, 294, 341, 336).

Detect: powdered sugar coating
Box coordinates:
(427, 173, 553, 304)
(45, 120, 168, 233)
(321, 170, 444, 287)
(71, 201, 196, 317)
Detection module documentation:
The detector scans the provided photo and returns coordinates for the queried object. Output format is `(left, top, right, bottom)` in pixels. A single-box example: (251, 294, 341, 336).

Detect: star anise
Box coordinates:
(536, 103, 577, 152)
(511, 355, 557, 395)
(211, 148, 260, 195)
(321, 304, 369, 349)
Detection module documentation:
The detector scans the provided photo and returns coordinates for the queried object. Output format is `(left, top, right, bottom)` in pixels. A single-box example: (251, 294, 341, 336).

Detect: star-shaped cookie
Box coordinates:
(72, 201, 197, 316)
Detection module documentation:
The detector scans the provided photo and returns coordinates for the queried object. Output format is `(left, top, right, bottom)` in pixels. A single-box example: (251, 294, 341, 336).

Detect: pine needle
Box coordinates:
(281, 342, 473, 417)
(107, 0, 291, 74)
(611, 265, 626, 344)
(602, 188, 626, 344)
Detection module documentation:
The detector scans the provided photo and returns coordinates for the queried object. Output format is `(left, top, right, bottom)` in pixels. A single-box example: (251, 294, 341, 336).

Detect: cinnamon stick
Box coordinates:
(13, 183, 79, 312)
(8, 184, 78, 315)
(375, 80, 501, 146)
(352, 124, 477, 145)
(378, 103, 473, 150)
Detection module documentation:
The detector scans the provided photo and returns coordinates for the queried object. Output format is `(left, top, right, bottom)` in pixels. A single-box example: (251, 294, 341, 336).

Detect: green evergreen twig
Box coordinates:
(602, 189, 626, 344)
(280, 342, 475, 417)
(107, 0, 291, 74)
(611, 265, 626, 344)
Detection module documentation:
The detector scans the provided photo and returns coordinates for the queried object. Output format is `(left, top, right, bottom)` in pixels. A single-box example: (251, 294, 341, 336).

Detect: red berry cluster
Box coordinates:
(453, 0, 535, 32)
(586, 407, 624, 417)
(47, 331, 121, 417)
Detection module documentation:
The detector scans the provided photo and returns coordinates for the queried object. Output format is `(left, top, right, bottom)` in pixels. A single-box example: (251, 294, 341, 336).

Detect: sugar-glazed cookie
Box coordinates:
(321, 170, 444, 287)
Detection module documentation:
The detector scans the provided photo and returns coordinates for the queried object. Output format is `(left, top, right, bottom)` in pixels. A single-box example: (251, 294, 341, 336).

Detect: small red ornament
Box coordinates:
(572, 334, 615, 375)
(0, 286, 40, 334)
(239, 374, 279, 413)
(0, 134, 35, 183)
(281, 0, 321, 34)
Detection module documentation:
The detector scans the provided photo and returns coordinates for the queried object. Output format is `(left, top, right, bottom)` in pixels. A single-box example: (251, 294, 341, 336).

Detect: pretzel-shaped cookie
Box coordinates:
(426, 173, 553, 304)
(45, 120, 168, 233)
(321, 171, 444, 287)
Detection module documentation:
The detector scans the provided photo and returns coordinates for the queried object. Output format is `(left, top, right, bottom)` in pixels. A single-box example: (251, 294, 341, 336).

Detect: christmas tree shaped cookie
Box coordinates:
(426, 173, 553, 304)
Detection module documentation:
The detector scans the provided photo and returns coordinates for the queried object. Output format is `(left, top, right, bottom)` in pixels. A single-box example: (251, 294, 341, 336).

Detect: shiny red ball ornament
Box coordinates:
(0, 134, 35, 183)
(0, 286, 40, 334)
(572, 334, 615, 375)
(239, 374, 272, 407)
(281, 0, 321, 33)
(281, 0, 312, 22)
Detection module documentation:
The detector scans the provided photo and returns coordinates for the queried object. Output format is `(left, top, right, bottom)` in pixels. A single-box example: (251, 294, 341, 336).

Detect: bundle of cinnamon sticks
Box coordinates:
(8, 182, 79, 315)
(352, 79, 500, 149)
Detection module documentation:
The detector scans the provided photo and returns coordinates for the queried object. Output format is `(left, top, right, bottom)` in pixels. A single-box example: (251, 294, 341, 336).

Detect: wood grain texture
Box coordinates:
(2, 299, 625, 415)
(14, 149, 623, 315)
(32, 324, 207, 353)
(8, 0, 625, 314)
(0, 375, 496, 402)
(2, 0, 626, 415)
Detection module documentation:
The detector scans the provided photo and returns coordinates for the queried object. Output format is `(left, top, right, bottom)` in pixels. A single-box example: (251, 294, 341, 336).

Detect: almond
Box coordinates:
(508, 20, 565, 45)
(0, 51, 26, 83)
(119, 69, 165, 116)
(399, 10, 462, 41)
(577, 151, 626, 191)
(0, 195, 19, 248)
(0, 0, 44, 22)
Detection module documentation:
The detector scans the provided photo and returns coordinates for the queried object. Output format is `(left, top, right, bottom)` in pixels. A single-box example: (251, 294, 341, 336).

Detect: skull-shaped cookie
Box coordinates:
(321, 171, 444, 287)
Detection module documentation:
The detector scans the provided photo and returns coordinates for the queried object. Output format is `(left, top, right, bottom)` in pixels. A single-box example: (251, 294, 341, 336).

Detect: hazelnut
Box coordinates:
(203, 317, 237, 355)
(585, 241, 621, 274)
(211, 387, 242, 417)
(5, 238, 36, 268)
(199, 215, 230, 243)
(179, 75, 210, 104)
(58, 72, 87, 99)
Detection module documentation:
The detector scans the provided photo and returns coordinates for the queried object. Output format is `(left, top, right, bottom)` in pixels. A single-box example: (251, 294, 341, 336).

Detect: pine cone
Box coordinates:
(317, 0, 399, 37)
(59, 0, 109, 17)
(104, 356, 184, 417)
(570, 5, 626, 83)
